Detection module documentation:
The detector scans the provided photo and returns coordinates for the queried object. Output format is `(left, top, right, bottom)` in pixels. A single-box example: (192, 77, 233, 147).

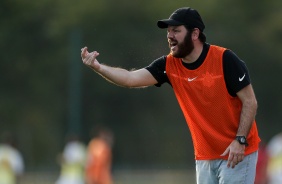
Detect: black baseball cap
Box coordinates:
(157, 7, 205, 32)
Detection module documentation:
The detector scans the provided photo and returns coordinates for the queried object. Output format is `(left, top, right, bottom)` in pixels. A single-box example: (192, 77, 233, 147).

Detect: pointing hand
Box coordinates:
(81, 47, 100, 71)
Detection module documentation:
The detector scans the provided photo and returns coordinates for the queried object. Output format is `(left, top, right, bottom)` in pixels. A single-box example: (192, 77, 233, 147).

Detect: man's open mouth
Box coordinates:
(170, 41, 178, 50)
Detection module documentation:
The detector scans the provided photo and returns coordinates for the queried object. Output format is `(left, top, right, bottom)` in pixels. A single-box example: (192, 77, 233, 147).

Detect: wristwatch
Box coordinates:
(235, 136, 248, 146)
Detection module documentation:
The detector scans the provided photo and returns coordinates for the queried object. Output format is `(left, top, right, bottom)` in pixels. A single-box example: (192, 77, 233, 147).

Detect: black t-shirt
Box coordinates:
(145, 43, 251, 97)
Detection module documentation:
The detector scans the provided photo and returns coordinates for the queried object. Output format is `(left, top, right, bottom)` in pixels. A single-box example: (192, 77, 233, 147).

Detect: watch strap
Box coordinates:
(235, 136, 248, 146)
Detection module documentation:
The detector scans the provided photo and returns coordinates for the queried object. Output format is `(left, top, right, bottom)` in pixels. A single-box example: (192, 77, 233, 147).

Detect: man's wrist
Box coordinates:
(235, 136, 248, 146)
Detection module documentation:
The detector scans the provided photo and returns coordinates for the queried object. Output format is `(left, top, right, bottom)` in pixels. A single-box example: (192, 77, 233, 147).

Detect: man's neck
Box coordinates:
(182, 43, 204, 64)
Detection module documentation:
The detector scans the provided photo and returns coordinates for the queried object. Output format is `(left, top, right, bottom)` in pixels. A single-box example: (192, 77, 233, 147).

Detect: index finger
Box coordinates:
(227, 153, 235, 168)
(81, 47, 88, 58)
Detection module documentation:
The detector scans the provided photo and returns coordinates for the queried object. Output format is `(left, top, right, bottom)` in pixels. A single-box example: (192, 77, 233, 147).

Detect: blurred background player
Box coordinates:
(85, 127, 114, 184)
(266, 132, 282, 184)
(55, 134, 86, 184)
(0, 131, 24, 184)
(254, 141, 269, 184)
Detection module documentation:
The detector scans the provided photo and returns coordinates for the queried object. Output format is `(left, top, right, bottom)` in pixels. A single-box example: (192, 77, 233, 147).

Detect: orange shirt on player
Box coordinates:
(85, 138, 112, 184)
(166, 45, 260, 160)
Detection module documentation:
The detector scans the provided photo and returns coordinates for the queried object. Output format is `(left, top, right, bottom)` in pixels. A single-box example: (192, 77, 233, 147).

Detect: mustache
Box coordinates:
(168, 38, 178, 44)
(168, 39, 178, 48)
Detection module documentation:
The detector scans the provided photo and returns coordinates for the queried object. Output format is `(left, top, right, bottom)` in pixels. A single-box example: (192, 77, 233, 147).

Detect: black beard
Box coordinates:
(169, 31, 194, 58)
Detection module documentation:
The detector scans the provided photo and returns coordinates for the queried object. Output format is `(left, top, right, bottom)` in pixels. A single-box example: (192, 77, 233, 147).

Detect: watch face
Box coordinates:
(240, 137, 246, 143)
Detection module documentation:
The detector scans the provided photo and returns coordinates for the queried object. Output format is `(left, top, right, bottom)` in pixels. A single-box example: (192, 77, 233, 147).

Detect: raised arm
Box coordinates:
(81, 47, 158, 88)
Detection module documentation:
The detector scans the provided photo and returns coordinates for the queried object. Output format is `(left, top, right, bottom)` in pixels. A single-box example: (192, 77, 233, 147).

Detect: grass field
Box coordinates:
(19, 169, 196, 184)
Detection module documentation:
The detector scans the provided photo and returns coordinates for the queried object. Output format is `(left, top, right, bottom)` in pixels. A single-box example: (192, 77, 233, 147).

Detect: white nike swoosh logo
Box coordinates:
(188, 76, 198, 82)
(239, 73, 246, 82)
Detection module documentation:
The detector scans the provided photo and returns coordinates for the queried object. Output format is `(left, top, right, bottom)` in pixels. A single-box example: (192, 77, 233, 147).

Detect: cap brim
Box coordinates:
(157, 19, 184, 29)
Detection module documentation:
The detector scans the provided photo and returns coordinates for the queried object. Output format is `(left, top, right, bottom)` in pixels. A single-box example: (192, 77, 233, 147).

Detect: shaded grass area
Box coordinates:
(19, 169, 196, 184)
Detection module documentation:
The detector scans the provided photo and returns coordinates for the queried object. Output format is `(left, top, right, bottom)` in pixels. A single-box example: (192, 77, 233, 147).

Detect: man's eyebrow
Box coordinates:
(168, 26, 179, 31)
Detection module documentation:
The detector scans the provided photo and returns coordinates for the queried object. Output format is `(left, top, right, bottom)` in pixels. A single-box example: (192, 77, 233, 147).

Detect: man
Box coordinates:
(55, 135, 86, 184)
(81, 7, 260, 184)
(266, 132, 282, 184)
(0, 132, 24, 184)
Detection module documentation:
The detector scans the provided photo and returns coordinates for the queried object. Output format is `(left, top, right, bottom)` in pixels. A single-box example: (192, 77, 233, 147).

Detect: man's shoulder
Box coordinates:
(209, 44, 227, 52)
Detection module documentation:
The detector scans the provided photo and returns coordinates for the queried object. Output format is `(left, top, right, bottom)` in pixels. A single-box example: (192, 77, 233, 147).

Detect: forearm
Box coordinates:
(95, 64, 133, 87)
(236, 98, 258, 136)
(81, 48, 157, 88)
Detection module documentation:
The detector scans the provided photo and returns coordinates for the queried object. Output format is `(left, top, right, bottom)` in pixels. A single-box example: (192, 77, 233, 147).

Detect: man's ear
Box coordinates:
(192, 28, 200, 41)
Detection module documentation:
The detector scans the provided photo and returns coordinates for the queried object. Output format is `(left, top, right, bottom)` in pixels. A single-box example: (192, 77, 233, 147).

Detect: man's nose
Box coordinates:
(167, 32, 174, 39)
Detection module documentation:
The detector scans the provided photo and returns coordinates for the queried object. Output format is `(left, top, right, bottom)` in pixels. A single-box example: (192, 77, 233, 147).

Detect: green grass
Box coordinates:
(19, 169, 196, 184)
